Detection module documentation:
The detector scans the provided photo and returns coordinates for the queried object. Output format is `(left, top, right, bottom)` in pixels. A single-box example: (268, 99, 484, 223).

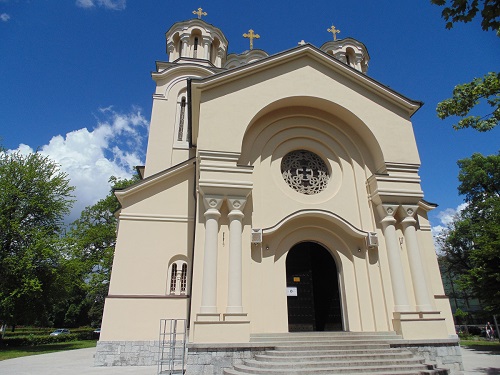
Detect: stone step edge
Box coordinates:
(244, 357, 426, 368)
(224, 369, 422, 375)
(265, 348, 413, 356)
(231, 363, 428, 374)
(255, 352, 416, 360)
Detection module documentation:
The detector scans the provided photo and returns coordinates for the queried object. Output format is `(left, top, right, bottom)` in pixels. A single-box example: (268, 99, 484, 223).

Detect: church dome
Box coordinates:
(165, 18, 229, 68)
(320, 38, 370, 74)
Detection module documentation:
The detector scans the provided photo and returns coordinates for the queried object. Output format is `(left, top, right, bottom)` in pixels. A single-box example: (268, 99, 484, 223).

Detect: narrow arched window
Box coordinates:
(180, 263, 187, 294)
(193, 37, 198, 58)
(170, 263, 178, 294)
(177, 96, 186, 141)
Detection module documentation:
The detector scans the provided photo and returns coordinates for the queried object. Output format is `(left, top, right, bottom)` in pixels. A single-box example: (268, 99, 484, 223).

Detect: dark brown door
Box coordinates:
(286, 242, 342, 332)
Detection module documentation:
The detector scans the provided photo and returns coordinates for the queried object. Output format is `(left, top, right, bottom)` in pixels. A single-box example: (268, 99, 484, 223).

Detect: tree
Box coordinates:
(63, 175, 139, 326)
(430, 0, 500, 34)
(436, 72, 500, 132)
(0, 149, 74, 326)
(439, 152, 500, 314)
(431, 0, 500, 131)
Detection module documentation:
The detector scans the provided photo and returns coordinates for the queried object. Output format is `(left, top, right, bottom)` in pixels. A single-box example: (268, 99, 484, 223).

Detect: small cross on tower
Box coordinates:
(243, 29, 260, 50)
(193, 7, 207, 19)
(327, 24, 341, 41)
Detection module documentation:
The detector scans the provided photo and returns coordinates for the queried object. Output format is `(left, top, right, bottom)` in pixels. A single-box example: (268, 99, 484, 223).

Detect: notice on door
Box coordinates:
(287, 287, 298, 296)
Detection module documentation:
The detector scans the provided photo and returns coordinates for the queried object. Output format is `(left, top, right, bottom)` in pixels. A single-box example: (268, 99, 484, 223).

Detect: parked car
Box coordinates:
(93, 328, 101, 338)
(50, 329, 70, 336)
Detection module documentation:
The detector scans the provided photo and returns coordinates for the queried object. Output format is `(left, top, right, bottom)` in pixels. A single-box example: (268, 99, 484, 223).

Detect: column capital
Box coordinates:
(376, 203, 398, 226)
(202, 195, 224, 211)
(399, 204, 419, 226)
(227, 196, 247, 212)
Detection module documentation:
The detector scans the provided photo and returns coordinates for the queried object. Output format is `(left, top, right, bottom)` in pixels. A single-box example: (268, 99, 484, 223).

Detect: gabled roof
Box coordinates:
(190, 43, 422, 137)
(114, 158, 196, 205)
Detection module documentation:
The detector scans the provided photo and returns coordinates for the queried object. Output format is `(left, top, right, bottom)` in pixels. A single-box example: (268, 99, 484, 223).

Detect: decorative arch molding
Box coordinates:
(264, 209, 369, 240)
(239, 97, 385, 173)
(152, 66, 217, 99)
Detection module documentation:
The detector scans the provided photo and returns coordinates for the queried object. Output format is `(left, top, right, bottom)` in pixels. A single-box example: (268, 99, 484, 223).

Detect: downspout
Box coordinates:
(186, 78, 196, 330)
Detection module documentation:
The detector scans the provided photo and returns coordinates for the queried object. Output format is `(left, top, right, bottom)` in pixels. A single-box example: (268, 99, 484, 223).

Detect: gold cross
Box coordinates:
(243, 29, 260, 50)
(327, 25, 341, 41)
(193, 7, 207, 19)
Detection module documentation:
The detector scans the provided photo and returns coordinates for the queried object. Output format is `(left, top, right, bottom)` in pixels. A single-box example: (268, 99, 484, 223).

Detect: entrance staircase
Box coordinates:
(223, 332, 448, 375)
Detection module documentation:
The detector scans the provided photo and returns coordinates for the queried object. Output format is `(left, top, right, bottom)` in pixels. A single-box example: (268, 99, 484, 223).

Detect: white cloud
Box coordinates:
(75, 0, 126, 10)
(9, 108, 148, 223)
(0, 13, 10, 22)
(431, 203, 468, 253)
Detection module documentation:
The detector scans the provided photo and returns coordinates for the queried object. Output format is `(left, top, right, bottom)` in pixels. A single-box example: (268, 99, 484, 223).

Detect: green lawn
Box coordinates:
(460, 339, 500, 352)
(0, 340, 97, 361)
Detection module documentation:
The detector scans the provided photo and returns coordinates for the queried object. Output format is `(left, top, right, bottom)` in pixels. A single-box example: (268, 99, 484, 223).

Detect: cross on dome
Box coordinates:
(327, 24, 341, 41)
(192, 7, 207, 19)
(243, 29, 260, 50)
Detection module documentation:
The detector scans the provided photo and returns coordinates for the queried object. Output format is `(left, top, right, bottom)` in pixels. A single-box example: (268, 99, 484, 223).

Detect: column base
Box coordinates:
(196, 313, 221, 322)
(223, 312, 248, 322)
(393, 311, 449, 339)
(192, 319, 250, 343)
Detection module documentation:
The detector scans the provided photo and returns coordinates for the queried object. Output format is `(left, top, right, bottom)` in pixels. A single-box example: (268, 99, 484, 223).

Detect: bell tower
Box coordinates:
(143, 16, 228, 178)
(165, 17, 228, 67)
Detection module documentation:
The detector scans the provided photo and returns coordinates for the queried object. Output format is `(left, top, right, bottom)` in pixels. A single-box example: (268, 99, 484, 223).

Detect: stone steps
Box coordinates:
(222, 332, 448, 375)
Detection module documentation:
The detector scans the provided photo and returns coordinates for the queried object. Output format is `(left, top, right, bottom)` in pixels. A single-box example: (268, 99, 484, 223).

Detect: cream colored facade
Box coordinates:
(99, 18, 456, 349)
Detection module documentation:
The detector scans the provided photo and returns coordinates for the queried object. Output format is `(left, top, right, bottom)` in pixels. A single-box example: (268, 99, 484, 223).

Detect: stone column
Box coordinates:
(180, 36, 190, 58)
(202, 36, 211, 60)
(399, 205, 433, 311)
(226, 197, 247, 313)
(199, 195, 223, 313)
(377, 204, 411, 312)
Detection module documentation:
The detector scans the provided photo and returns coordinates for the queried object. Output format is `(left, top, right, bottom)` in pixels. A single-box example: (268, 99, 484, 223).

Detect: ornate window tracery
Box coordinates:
(281, 150, 330, 195)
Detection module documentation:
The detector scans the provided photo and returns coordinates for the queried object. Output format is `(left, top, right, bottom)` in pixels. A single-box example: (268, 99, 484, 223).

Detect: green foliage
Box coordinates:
(0, 150, 75, 326)
(0, 340, 97, 361)
(62, 175, 139, 326)
(431, 1, 499, 131)
(430, 0, 500, 34)
(438, 152, 500, 314)
(436, 72, 500, 131)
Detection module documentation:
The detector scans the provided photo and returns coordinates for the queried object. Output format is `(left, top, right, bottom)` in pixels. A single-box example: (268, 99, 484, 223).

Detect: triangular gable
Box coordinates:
(114, 157, 196, 206)
(190, 44, 422, 142)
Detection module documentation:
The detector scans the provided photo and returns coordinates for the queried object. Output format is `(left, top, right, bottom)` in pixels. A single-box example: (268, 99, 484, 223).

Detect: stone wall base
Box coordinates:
(185, 345, 274, 375)
(95, 340, 464, 375)
(391, 341, 464, 375)
(95, 341, 159, 366)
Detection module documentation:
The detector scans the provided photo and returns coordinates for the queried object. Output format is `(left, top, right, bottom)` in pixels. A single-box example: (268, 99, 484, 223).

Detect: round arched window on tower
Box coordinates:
(281, 150, 330, 195)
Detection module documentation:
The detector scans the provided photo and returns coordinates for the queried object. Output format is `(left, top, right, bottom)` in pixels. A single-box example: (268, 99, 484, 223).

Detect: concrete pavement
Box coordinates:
(461, 346, 500, 374)
(0, 345, 498, 374)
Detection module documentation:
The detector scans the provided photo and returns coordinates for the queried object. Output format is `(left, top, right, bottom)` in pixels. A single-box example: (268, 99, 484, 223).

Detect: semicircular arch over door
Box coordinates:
(286, 241, 342, 332)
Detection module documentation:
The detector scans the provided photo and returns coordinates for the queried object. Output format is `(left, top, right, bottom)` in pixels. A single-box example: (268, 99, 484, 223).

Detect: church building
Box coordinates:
(96, 12, 462, 374)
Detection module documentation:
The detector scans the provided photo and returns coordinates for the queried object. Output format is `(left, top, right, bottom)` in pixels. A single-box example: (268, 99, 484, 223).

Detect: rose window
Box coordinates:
(281, 150, 330, 195)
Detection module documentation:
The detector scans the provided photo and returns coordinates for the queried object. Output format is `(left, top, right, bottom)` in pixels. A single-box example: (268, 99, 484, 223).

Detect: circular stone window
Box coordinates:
(281, 150, 330, 195)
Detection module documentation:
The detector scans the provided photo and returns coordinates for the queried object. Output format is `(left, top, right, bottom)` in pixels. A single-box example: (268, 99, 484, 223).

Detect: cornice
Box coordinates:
(191, 44, 422, 117)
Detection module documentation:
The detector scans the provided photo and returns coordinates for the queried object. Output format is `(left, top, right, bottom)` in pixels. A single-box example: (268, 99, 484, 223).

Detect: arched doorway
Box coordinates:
(286, 242, 342, 332)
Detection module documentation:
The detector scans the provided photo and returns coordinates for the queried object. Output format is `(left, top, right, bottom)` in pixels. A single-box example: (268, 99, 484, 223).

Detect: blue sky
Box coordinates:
(1, 1, 499, 231)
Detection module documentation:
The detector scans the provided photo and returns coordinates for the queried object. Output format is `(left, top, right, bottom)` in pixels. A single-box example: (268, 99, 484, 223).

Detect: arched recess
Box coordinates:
(260, 210, 371, 333)
(239, 96, 385, 174)
(167, 255, 189, 296)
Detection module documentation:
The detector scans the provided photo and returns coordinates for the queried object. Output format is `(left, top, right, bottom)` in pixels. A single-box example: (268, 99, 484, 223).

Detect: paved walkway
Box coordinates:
(0, 346, 498, 374)
(461, 346, 500, 374)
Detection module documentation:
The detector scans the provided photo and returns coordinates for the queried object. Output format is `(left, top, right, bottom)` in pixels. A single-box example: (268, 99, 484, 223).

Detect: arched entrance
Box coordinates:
(286, 242, 342, 332)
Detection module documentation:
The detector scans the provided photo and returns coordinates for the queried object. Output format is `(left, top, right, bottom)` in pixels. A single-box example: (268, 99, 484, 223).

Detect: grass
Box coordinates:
(0, 340, 97, 361)
(460, 339, 500, 352)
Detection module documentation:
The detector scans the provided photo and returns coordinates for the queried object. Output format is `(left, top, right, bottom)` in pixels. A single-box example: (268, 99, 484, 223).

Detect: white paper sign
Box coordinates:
(287, 287, 297, 296)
